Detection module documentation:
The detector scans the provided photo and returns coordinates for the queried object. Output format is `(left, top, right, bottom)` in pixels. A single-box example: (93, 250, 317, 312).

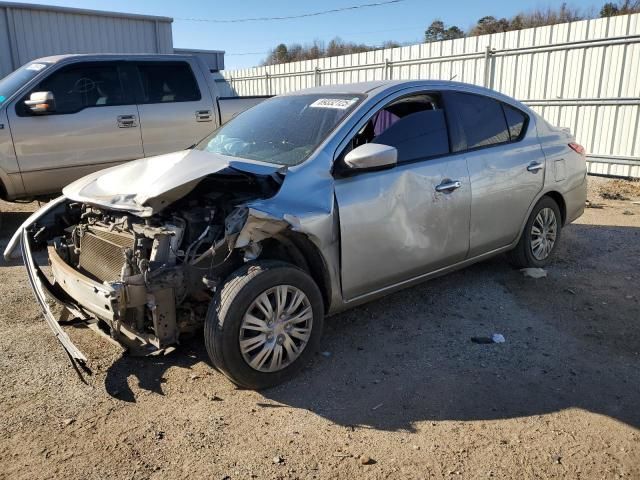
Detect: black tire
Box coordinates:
(508, 196, 562, 268)
(204, 260, 324, 390)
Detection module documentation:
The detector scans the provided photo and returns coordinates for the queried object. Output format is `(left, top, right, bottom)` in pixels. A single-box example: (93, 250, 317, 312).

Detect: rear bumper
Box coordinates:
(565, 175, 588, 224)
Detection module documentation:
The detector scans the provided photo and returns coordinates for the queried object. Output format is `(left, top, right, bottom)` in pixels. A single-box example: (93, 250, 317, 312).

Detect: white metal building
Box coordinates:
(0, 2, 224, 78)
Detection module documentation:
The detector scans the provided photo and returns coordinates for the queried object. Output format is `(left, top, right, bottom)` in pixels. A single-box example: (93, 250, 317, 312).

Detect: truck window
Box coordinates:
(18, 62, 132, 116)
(136, 62, 201, 104)
(0, 62, 53, 105)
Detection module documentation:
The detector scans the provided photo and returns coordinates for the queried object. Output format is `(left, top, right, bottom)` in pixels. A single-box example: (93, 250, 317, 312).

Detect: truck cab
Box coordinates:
(0, 54, 266, 201)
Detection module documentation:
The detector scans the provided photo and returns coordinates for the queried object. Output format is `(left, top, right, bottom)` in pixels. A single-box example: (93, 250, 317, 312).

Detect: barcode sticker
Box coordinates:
(310, 98, 358, 109)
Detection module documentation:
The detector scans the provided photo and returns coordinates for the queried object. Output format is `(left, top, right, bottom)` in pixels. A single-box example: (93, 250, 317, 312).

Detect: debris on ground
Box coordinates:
(521, 268, 547, 279)
(471, 334, 506, 344)
(359, 455, 375, 465)
(585, 200, 605, 209)
(565, 288, 576, 295)
(622, 210, 635, 215)
(272, 455, 284, 464)
(491, 333, 505, 343)
(320, 351, 332, 358)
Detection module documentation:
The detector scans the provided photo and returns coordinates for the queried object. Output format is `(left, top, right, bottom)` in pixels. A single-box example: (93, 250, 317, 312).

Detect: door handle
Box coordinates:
(435, 180, 462, 193)
(117, 115, 137, 128)
(195, 110, 213, 122)
(527, 161, 544, 172)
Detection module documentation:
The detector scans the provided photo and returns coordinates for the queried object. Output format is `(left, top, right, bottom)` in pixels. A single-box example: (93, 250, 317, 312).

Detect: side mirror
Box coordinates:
(24, 91, 56, 114)
(343, 143, 397, 171)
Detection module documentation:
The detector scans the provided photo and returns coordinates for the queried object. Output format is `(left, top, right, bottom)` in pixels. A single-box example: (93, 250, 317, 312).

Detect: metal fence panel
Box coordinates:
(221, 13, 640, 178)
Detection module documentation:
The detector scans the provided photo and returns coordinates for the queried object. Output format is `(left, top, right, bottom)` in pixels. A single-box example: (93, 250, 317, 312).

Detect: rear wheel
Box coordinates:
(204, 260, 324, 389)
(508, 196, 562, 268)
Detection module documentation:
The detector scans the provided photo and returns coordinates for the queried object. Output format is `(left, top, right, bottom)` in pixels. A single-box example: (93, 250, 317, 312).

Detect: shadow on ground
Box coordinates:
(55, 221, 640, 432)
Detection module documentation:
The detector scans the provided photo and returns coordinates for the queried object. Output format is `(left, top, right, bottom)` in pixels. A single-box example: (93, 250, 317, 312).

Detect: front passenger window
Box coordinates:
(348, 94, 450, 163)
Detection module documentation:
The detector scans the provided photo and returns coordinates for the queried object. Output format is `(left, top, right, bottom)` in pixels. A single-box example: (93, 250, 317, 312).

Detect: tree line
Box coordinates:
(263, 1, 640, 65)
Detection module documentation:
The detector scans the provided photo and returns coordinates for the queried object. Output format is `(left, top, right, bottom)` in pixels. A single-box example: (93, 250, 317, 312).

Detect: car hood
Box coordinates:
(62, 149, 283, 217)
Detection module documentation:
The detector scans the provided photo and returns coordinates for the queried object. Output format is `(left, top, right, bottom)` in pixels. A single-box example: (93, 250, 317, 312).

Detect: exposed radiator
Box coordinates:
(78, 226, 134, 282)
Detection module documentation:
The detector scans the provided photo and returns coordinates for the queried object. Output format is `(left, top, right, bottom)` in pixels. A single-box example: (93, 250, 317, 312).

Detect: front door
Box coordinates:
(134, 61, 216, 157)
(7, 61, 143, 196)
(334, 93, 471, 300)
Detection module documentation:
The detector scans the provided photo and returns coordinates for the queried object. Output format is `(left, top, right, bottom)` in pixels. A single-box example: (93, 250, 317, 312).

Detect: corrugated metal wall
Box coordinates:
(0, 1, 173, 78)
(221, 13, 640, 178)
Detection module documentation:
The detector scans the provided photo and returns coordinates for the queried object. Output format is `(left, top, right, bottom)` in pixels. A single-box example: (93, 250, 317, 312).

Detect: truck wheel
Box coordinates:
(508, 196, 562, 268)
(204, 260, 324, 389)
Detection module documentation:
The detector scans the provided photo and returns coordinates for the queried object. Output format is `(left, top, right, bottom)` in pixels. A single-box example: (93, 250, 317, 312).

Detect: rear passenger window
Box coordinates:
(345, 94, 450, 164)
(446, 92, 511, 151)
(503, 104, 527, 140)
(137, 62, 201, 104)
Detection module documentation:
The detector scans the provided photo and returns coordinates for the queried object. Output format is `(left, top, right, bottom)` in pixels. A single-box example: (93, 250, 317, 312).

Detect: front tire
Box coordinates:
(508, 196, 562, 268)
(204, 260, 324, 389)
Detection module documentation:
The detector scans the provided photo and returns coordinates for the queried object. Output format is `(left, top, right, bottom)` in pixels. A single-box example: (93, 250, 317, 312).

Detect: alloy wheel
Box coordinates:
(239, 285, 313, 372)
(530, 207, 557, 260)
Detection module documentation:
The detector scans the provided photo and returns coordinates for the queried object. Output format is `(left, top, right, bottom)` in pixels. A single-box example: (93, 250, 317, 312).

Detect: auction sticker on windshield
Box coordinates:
(310, 98, 359, 109)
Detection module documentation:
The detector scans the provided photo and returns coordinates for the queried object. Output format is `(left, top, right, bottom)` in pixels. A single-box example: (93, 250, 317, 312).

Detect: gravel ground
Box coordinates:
(0, 176, 638, 480)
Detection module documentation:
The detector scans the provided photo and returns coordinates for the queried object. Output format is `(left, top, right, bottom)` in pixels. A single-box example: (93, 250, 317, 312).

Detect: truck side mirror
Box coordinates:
(24, 91, 56, 114)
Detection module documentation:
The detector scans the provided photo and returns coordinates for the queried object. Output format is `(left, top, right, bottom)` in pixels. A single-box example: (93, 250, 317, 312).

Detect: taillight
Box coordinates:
(569, 142, 585, 156)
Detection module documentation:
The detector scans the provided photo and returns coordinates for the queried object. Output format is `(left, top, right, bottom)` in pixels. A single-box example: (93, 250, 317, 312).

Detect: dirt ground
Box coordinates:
(0, 176, 638, 480)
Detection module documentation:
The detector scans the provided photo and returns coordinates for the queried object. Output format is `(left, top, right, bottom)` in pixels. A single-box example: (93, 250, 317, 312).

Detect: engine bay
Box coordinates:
(39, 169, 283, 352)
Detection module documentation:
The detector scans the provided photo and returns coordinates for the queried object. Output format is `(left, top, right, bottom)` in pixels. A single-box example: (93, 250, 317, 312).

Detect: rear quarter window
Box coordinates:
(502, 104, 527, 140)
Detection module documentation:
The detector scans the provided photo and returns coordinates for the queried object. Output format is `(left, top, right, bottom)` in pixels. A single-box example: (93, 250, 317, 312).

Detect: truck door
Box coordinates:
(134, 61, 216, 157)
(7, 61, 143, 196)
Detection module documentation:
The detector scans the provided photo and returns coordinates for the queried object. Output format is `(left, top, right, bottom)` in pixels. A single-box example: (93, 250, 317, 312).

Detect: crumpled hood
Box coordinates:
(62, 149, 282, 217)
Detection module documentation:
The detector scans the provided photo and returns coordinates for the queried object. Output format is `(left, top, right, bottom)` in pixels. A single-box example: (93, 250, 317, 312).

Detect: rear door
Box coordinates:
(334, 92, 471, 300)
(7, 61, 143, 196)
(134, 61, 215, 157)
(443, 91, 545, 257)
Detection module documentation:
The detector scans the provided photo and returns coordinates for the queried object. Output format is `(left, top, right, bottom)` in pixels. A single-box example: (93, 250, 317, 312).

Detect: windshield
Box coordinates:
(0, 62, 52, 105)
(197, 94, 362, 166)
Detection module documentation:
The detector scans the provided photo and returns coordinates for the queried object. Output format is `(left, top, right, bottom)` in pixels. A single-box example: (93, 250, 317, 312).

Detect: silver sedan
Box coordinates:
(5, 80, 587, 389)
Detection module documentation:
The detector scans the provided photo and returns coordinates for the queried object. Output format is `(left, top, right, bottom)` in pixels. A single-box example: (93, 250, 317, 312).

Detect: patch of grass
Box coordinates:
(599, 179, 640, 201)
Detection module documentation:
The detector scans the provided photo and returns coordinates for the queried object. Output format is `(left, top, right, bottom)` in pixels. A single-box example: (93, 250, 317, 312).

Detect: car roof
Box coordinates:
(29, 53, 196, 64)
(286, 80, 534, 113)
(288, 80, 500, 96)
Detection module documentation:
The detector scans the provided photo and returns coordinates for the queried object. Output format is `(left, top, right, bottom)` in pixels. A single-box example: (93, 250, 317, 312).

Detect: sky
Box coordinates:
(28, 0, 600, 69)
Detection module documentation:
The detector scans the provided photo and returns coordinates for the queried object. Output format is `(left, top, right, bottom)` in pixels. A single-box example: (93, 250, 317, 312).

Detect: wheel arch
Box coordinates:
(544, 190, 567, 225)
(258, 232, 332, 311)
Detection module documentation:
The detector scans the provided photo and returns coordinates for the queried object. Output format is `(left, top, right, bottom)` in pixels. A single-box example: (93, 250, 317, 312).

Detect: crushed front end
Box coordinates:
(8, 164, 286, 374)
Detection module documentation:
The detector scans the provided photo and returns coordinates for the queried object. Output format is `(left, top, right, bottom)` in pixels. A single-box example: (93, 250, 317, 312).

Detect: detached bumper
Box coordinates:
(20, 229, 90, 374)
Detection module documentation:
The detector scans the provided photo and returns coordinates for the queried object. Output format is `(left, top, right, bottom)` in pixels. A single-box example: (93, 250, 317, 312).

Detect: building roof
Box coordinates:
(0, 1, 172, 23)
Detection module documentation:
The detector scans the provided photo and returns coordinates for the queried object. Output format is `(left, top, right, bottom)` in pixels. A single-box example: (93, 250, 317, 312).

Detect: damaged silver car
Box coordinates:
(5, 81, 587, 389)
